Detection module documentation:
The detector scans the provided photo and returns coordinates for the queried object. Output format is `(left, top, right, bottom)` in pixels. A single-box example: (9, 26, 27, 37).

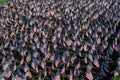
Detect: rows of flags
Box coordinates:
(0, 0, 120, 80)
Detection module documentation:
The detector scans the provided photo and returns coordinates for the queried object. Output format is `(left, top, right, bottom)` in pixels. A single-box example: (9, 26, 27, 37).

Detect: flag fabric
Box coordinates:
(54, 70, 60, 80)
(69, 70, 73, 80)
(85, 70, 93, 80)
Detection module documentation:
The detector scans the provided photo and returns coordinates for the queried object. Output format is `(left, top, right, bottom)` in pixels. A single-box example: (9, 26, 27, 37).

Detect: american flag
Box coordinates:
(62, 54, 66, 63)
(57, 32, 61, 38)
(76, 61, 80, 69)
(3, 61, 8, 70)
(25, 70, 32, 78)
(11, 74, 16, 80)
(3, 67, 11, 78)
(20, 57, 24, 66)
(31, 58, 36, 69)
(0, 73, 5, 80)
(60, 65, 65, 74)
(30, 29, 34, 39)
(12, 62, 16, 71)
(34, 35, 38, 43)
(55, 57, 60, 67)
(85, 69, 93, 80)
(93, 56, 100, 68)
(87, 62, 93, 71)
(74, 68, 80, 76)
(31, 43, 36, 50)
(33, 50, 38, 58)
(41, 59, 45, 69)
(26, 52, 31, 62)
(52, 35, 56, 43)
(54, 70, 60, 80)
(66, 38, 73, 47)
(52, 62, 55, 70)
(88, 53, 93, 62)
(33, 25, 37, 33)
(50, 52, 55, 61)
(69, 70, 73, 80)
(44, 68, 47, 77)
(36, 41, 40, 49)
(24, 62, 29, 72)
(71, 54, 77, 64)
(38, 73, 41, 80)
(53, 41, 57, 50)
(84, 55, 88, 64)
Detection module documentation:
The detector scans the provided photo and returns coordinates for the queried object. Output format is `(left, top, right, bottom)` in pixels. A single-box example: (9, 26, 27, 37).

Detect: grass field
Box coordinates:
(0, 0, 7, 2)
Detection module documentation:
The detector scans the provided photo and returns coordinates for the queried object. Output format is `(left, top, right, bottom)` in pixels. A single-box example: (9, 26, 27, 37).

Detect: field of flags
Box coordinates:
(0, 0, 120, 80)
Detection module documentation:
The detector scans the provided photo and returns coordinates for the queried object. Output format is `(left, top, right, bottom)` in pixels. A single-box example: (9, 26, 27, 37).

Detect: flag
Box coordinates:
(41, 59, 45, 69)
(26, 52, 31, 62)
(84, 55, 88, 64)
(24, 62, 29, 72)
(3, 61, 8, 70)
(55, 57, 60, 67)
(3, 67, 11, 78)
(85, 69, 93, 80)
(0, 74, 5, 80)
(4, 40, 9, 48)
(74, 68, 80, 76)
(35, 65, 39, 73)
(71, 54, 76, 64)
(88, 53, 93, 62)
(33, 25, 37, 33)
(76, 61, 80, 69)
(20, 57, 24, 65)
(92, 43, 96, 51)
(52, 62, 55, 70)
(65, 50, 70, 57)
(38, 73, 41, 80)
(25, 70, 32, 78)
(34, 35, 38, 43)
(36, 41, 40, 49)
(42, 37, 46, 43)
(62, 54, 66, 63)
(69, 70, 73, 80)
(50, 52, 55, 61)
(24, 35, 28, 42)
(93, 56, 100, 68)
(31, 43, 36, 50)
(51, 76, 54, 80)
(97, 38, 101, 45)
(44, 68, 47, 77)
(66, 38, 73, 47)
(1, 56, 5, 65)
(12, 62, 16, 71)
(52, 35, 56, 43)
(84, 43, 88, 51)
(114, 70, 119, 77)
(11, 74, 16, 80)
(66, 60, 70, 68)
(31, 58, 36, 69)
(53, 41, 57, 50)
(87, 62, 93, 71)
(30, 28, 34, 39)
(60, 65, 65, 74)
(54, 70, 60, 80)
(33, 50, 38, 58)
(57, 32, 61, 38)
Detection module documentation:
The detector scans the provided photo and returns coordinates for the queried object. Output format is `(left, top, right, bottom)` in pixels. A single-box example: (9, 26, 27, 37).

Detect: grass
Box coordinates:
(114, 76, 120, 80)
(0, 0, 8, 3)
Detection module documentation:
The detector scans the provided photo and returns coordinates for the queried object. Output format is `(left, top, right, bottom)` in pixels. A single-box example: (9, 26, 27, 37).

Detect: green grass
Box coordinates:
(0, 0, 8, 3)
(114, 77, 120, 80)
